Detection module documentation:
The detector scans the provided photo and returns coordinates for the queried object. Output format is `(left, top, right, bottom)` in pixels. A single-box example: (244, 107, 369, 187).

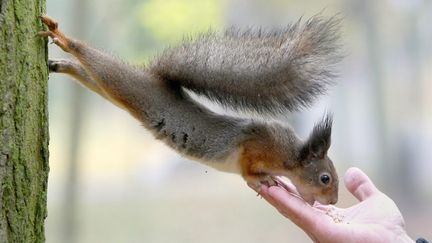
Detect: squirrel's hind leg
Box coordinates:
(39, 16, 72, 53)
(48, 59, 132, 110)
(48, 59, 106, 97)
(40, 16, 150, 115)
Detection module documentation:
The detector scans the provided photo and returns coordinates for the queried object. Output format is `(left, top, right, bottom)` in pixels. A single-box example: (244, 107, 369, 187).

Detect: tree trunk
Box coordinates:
(0, 0, 49, 242)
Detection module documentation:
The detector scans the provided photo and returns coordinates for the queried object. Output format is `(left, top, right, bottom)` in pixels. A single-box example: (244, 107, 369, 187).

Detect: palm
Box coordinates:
(312, 194, 406, 243)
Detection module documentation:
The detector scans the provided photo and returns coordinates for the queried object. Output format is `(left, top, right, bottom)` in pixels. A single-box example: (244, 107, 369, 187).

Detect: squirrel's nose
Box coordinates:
(329, 197, 338, 205)
(319, 194, 338, 205)
(328, 194, 338, 205)
(316, 194, 338, 205)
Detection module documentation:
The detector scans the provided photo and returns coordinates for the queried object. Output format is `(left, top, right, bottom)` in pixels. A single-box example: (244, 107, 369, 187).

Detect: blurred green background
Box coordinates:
(46, 0, 432, 242)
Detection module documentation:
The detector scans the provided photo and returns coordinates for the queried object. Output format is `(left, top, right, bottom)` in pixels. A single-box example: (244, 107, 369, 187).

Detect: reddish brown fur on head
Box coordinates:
(292, 114, 338, 204)
(240, 115, 338, 205)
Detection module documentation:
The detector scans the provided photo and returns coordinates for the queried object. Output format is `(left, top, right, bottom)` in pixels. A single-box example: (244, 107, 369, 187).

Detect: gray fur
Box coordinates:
(150, 16, 342, 115)
(140, 81, 251, 161)
(51, 16, 341, 164)
(299, 113, 333, 161)
(55, 44, 251, 161)
(48, 59, 104, 96)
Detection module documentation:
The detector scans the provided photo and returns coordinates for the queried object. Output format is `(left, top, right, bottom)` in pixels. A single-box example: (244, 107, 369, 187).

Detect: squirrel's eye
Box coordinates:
(320, 173, 331, 185)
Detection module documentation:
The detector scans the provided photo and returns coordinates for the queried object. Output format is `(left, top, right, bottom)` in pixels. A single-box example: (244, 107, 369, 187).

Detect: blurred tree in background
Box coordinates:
(137, 0, 225, 42)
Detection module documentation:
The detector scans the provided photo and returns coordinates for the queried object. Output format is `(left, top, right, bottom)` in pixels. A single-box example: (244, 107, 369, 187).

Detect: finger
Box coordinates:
(273, 176, 299, 195)
(344, 167, 380, 202)
(313, 202, 333, 212)
(248, 180, 302, 209)
(260, 185, 328, 233)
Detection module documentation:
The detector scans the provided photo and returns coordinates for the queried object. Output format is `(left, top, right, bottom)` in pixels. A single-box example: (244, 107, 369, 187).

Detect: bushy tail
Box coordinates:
(149, 16, 342, 115)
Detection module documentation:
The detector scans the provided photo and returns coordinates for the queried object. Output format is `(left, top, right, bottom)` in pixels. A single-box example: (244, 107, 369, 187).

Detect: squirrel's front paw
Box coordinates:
(245, 175, 278, 193)
(48, 59, 71, 73)
(38, 16, 72, 52)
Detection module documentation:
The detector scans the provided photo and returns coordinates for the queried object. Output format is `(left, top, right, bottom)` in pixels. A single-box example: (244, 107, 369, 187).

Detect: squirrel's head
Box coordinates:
(289, 114, 338, 205)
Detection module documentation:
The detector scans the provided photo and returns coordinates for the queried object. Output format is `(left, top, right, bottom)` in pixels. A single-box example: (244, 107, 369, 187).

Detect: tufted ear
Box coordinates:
(299, 113, 333, 161)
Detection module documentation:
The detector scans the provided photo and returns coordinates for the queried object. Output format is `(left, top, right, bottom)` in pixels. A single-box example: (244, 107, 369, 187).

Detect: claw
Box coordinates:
(39, 15, 58, 30)
(38, 15, 72, 52)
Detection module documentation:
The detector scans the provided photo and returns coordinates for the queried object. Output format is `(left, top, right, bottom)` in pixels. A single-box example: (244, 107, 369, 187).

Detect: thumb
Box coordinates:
(344, 167, 380, 202)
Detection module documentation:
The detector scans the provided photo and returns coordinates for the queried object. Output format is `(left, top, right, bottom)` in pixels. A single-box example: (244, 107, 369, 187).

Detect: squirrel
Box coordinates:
(39, 15, 341, 205)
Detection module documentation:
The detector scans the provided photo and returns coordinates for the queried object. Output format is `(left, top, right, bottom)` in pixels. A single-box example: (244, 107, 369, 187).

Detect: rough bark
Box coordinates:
(0, 0, 49, 242)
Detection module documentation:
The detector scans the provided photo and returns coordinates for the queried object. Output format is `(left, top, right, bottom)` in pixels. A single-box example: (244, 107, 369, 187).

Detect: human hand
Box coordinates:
(249, 167, 414, 243)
